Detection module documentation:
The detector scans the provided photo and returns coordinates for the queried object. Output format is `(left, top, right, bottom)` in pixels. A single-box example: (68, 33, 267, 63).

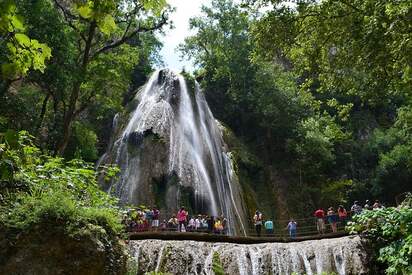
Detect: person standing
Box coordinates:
(351, 201, 363, 215)
(364, 200, 372, 210)
(151, 207, 160, 230)
(286, 219, 297, 238)
(145, 208, 153, 229)
(214, 218, 223, 234)
(195, 215, 201, 232)
(314, 208, 325, 235)
(221, 215, 228, 235)
(373, 200, 382, 209)
(187, 216, 195, 232)
(207, 216, 215, 233)
(177, 207, 188, 232)
(253, 210, 263, 237)
(201, 215, 209, 232)
(160, 219, 167, 231)
(337, 205, 347, 225)
(264, 219, 274, 236)
(167, 215, 178, 230)
(327, 207, 338, 233)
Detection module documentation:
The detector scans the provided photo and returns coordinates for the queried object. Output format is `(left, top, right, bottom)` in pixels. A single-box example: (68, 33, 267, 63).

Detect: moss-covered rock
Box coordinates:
(219, 122, 279, 224)
(0, 225, 127, 275)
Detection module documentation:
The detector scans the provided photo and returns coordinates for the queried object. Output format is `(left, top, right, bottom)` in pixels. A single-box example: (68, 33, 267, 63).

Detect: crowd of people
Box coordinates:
(253, 210, 297, 238)
(252, 199, 384, 238)
(122, 206, 229, 235)
(314, 199, 384, 235)
(123, 199, 384, 238)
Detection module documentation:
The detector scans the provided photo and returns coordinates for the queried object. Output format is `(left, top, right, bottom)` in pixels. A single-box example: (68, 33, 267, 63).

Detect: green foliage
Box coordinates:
(363, 106, 412, 200)
(66, 122, 99, 161)
(291, 113, 350, 176)
(240, 0, 412, 209)
(180, 0, 358, 217)
(0, 0, 51, 79)
(212, 251, 225, 275)
(347, 195, 412, 274)
(176, 0, 412, 224)
(141, 0, 167, 16)
(180, 0, 308, 153)
(0, 131, 123, 239)
(74, 0, 117, 35)
(252, 0, 412, 104)
(319, 179, 353, 207)
(0, 0, 168, 157)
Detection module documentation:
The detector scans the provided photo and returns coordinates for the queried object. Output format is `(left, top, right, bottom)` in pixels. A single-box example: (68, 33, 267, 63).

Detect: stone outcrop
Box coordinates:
(0, 228, 127, 275)
(99, 69, 248, 235)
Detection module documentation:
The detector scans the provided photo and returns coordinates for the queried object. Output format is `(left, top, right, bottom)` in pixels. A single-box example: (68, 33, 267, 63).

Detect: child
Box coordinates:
(286, 219, 297, 238)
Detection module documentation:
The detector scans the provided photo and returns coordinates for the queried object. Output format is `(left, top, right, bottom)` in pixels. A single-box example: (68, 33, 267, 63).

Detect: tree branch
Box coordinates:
(115, 3, 144, 24)
(74, 92, 96, 116)
(338, 0, 366, 15)
(92, 12, 168, 59)
(53, 0, 87, 42)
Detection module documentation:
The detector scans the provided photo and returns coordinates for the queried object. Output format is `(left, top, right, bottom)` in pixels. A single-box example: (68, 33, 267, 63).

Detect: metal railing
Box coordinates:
(124, 212, 354, 238)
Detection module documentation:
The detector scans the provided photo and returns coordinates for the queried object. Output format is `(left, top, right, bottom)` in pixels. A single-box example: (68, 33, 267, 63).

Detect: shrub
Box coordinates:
(0, 130, 123, 239)
(212, 251, 225, 275)
(346, 194, 412, 274)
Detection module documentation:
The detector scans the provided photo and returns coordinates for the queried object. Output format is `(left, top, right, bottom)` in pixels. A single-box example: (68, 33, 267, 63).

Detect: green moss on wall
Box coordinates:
(152, 173, 179, 210)
(221, 122, 278, 224)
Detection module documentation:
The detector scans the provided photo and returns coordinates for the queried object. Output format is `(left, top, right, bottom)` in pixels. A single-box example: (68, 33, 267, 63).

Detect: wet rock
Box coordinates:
(127, 236, 369, 275)
(127, 128, 161, 147)
(100, 70, 249, 235)
(0, 228, 127, 275)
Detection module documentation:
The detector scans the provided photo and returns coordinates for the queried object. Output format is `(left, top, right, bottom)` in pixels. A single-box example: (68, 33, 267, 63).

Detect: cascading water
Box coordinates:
(127, 236, 369, 275)
(99, 69, 247, 235)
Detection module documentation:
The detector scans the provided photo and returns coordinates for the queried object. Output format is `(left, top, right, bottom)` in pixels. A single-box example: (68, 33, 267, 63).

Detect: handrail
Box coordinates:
(128, 231, 348, 244)
(125, 219, 349, 239)
(123, 208, 357, 239)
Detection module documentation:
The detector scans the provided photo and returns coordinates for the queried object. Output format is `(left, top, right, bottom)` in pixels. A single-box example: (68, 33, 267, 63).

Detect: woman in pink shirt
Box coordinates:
(177, 207, 188, 232)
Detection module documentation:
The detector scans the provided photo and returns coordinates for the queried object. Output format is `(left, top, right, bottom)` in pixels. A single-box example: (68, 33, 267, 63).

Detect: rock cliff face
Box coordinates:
(127, 236, 369, 275)
(0, 228, 127, 275)
(99, 69, 248, 235)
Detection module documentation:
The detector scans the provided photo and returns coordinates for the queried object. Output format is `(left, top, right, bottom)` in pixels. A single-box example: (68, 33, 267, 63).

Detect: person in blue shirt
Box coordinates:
(264, 219, 274, 235)
(286, 219, 297, 238)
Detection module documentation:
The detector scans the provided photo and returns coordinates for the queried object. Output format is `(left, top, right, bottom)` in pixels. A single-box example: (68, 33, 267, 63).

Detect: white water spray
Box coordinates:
(100, 69, 247, 234)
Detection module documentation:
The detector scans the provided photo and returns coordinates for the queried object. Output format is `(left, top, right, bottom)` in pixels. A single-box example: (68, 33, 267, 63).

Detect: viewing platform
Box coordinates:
(128, 231, 348, 244)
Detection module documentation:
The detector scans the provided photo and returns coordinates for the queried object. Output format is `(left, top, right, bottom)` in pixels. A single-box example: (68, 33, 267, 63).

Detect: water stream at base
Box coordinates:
(128, 236, 368, 275)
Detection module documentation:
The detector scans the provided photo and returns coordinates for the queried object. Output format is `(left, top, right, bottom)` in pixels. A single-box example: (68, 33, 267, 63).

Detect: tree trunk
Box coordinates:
(37, 93, 51, 130)
(56, 21, 97, 156)
(56, 106, 75, 155)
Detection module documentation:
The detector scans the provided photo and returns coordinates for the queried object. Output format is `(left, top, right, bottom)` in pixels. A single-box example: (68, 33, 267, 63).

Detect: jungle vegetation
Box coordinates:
(0, 0, 411, 273)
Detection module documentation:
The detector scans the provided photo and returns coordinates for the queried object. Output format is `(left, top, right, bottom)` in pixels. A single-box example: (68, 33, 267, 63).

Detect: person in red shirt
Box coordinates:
(338, 205, 347, 225)
(177, 207, 188, 232)
(314, 208, 325, 234)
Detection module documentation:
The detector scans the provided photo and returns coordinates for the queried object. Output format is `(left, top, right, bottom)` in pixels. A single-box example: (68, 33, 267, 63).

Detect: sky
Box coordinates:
(158, 0, 210, 72)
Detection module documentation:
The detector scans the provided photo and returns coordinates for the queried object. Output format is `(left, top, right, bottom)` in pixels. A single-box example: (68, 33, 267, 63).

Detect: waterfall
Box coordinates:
(100, 69, 247, 234)
(127, 236, 369, 274)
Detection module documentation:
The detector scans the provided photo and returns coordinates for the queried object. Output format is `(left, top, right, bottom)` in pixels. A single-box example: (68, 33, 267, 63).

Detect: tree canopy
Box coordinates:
(1, 0, 170, 159)
(180, 0, 412, 211)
